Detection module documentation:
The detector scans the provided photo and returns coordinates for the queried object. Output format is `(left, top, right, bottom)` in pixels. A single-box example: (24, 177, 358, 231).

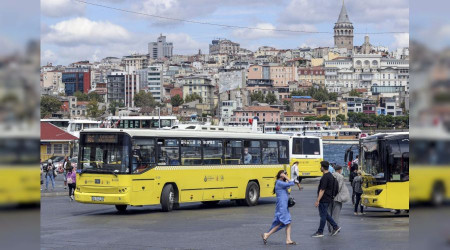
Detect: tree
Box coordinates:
(336, 114, 346, 123)
(171, 94, 184, 107)
(283, 100, 291, 111)
(134, 90, 157, 108)
(88, 92, 104, 103)
(265, 92, 277, 104)
(74, 91, 88, 101)
(304, 116, 318, 121)
(318, 115, 331, 121)
(250, 91, 265, 103)
(108, 100, 124, 115)
(87, 99, 103, 118)
(40, 95, 61, 118)
(349, 89, 362, 97)
(185, 93, 203, 103)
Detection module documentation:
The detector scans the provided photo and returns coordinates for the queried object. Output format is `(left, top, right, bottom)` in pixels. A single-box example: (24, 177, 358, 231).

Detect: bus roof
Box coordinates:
(81, 128, 290, 140)
(363, 132, 409, 141)
(108, 116, 178, 120)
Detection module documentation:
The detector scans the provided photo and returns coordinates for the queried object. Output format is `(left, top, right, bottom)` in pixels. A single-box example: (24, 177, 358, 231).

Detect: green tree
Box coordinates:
(74, 91, 88, 101)
(349, 89, 362, 97)
(250, 91, 265, 103)
(185, 93, 203, 103)
(283, 100, 291, 111)
(88, 92, 104, 102)
(318, 115, 331, 121)
(40, 95, 61, 118)
(304, 116, 318, 121)
(336, 114, 346, 123)
(171, 94, 184, 107)
(108, 100, 124, 115)
(265, 92, 277, 104)
(134, 90, 157, 108)
(87, 99, 103, 118)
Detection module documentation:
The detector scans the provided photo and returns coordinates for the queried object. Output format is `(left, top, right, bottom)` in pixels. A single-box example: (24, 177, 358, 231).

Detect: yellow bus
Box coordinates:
(74, 129, 291, 212)
(352, 132, 409, 211)
(290, 135, 323, 179)
(0, 130, 40, 205)
(410, 127, 450, 205)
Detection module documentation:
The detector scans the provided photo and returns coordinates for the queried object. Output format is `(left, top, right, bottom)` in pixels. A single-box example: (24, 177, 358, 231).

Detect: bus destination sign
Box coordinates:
(85, 134, 118, 143)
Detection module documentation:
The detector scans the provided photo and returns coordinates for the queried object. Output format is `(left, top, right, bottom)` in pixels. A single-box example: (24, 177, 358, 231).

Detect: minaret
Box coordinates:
(334, 0, 354, 50)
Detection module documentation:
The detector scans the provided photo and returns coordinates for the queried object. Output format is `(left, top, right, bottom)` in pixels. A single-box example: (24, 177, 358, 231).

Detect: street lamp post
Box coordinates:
(157, 107, 161, 129)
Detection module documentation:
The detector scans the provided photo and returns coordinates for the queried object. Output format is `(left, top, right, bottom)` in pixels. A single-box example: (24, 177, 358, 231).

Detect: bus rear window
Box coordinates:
(292, 138, 320, 155)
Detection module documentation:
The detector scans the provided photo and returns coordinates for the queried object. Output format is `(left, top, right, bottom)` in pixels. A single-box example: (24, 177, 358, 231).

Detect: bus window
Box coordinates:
(132, 138, 156, 173)
(292, 138, 302, 155)
(161, 119, 171, 128)
(181, 139, 202, 165)
(362, 141, 382, 178)
(262, 141, 278, 164)
(244, 140, 261, 164)
(203, 140, 223, 165)
(302, 138, 320, 155)
(387, 139, 409, 181)
(157, 139, 180, 166)
(279, 140, 289, 163)
(142, 120, 151, 129)
(224, 140, 242, 165)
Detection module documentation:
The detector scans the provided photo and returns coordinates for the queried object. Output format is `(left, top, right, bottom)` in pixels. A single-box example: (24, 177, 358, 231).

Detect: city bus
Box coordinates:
(107, 116, 178, 129)
(347, 132, 409, 211)
(0, 128, 40, 205)
(410, 127, 450, 206)
(290, 135, 323, 178)
(74, 129, 291, 212)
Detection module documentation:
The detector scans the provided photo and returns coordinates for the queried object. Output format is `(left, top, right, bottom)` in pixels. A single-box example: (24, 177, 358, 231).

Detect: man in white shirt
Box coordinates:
(290, 162, 302, 190)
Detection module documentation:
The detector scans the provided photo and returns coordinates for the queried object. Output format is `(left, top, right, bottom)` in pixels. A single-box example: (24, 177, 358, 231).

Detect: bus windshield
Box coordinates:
(361, 140, 383, 179)
(292, 138, 321, 156)
(79, 133, 131, 174)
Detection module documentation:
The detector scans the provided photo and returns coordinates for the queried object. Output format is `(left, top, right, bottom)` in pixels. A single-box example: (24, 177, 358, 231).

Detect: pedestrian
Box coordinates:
(352, 170, 364, 215)
(45, 159, 56, 190)
(311, 161, 341, 237)
(62, 156, 71, 190)
(290, 161, 302, 190)
(261, 170, 296, 245)
(329, 163, 335, 173)
(327, 165, 350, 234)
(66, 166, 76, 201)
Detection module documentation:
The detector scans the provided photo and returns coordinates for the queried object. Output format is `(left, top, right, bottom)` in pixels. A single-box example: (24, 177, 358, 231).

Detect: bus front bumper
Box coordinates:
(74, 191, 130, 205)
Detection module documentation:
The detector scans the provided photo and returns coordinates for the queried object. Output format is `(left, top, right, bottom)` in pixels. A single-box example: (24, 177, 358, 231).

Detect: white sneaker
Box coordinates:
(70, 195, 74, 200)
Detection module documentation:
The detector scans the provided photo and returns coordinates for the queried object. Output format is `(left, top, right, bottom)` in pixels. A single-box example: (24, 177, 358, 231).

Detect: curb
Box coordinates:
(41, 192, 68, 197)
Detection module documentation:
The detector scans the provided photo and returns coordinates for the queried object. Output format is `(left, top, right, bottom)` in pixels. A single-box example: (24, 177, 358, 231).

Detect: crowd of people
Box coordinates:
(40, 156, 77, 201)
(262, 158, 363, 245)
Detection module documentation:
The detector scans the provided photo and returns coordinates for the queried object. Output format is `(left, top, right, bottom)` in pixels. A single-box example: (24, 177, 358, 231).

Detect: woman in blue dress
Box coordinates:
(261, 170, 296, 245)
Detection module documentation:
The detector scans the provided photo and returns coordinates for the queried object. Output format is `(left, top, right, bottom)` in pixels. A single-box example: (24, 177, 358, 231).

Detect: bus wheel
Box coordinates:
(201, 201, 220, 206)
(244, 181, 260, 206)
(115, 205, 127, 212)
(161, 184, 175, 212)
(431, 183, 445, 206)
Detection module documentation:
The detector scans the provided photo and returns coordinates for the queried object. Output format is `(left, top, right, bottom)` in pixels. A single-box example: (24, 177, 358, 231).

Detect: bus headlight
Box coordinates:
(375, 189, 383, 195)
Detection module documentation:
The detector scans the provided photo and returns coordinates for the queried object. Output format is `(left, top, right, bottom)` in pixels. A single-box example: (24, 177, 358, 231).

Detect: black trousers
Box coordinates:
(354, 192, 364, 213)
(68, 183, 76, 197)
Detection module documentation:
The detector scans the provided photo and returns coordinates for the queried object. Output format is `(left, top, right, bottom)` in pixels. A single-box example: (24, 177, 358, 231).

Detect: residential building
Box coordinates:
(281, 111, 314, 122)
(209, 39, 240, 55)
(343, 96, 363, 113)
(231, 106, 281, 125)
(314, 101, 348, 121)
(218, 69, 246, 93)
(123, 54, 148, 74)
(138, 66, 163, 102)
(288, 96, 319, 112)
(40, 122, 78, 161)
(148, 34, 173, 59)
(41, 70, 63, 92)
(298, 66, 325, 86)
(362, 100, 377, 115)
(180, 76, 215, 114)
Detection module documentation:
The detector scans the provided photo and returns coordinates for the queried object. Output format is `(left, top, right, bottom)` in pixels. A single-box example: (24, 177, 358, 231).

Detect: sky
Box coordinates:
(41, 0, 410, 66)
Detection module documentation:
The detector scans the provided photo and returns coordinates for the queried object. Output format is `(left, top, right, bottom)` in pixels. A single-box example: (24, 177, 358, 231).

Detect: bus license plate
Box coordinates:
(302, 173, 310, 176)
(92, 196, 104, 202)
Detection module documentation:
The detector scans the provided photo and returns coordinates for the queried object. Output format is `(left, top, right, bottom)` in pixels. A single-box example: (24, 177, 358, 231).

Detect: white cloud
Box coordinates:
(41, 49, 58, 65)
(391, 33, 409, 49)
(41, 0, 85, 18)
(43, 17, 131, 46)
(232, 23, 277, 40)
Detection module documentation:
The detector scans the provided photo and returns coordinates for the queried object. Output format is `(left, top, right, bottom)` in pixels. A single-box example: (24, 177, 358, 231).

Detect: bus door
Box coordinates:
(130, 138, 157, 205)
(385, 138, 409, 210)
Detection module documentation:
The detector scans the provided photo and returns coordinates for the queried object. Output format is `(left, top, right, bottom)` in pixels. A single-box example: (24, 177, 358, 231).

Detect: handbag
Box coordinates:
(288, 196, 296, 207)
(67, 175, 73, 184)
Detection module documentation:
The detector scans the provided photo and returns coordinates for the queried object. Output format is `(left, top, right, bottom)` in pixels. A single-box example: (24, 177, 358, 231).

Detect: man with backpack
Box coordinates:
(312, 161, 341, 238)
(327, 165, 350, 234)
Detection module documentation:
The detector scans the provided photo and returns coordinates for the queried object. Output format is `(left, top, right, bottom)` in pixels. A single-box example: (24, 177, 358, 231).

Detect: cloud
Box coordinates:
(279, 0, 408, 32)
(43, 17, 131, 46)
(41, 49, 58, 65)
(232, 23, 277, 40)
(391, 33, 409, 49)
(41, 0, 85, 18)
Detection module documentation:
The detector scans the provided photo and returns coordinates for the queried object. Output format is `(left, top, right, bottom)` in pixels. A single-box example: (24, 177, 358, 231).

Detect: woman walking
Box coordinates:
(45, 159, 55, 190)
(261, 170, 296, 245)
(352, 170, 364, 215)
(66, 166, 76, 201)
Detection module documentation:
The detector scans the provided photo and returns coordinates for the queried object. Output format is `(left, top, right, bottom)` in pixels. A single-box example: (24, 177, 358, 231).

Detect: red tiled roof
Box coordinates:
(41, 122, 78, 141)
(242, 106, 280, 112)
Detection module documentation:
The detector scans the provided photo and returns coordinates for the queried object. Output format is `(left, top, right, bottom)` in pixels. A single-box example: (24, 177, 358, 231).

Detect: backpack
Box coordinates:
(67, 173, 74, 184)
(331, 176, 339, 198)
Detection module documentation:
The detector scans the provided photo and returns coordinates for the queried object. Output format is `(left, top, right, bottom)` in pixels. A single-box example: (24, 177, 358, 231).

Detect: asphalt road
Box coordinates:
(41, 179, 409, 250)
